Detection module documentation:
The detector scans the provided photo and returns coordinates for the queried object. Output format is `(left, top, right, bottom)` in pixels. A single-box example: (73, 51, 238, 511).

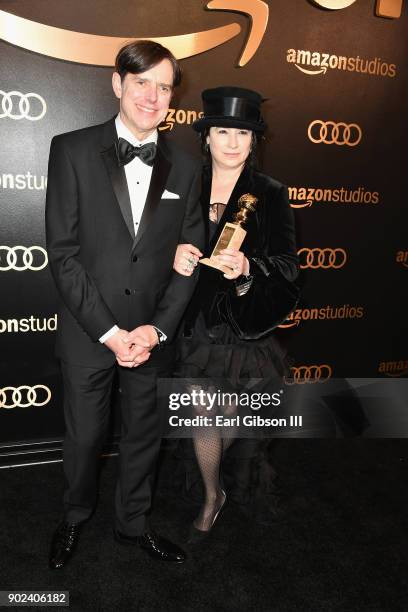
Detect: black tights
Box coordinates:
(192, 433, 234, 530)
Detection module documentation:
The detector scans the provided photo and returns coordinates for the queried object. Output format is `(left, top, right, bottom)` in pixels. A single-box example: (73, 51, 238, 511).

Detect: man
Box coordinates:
(45, 40, 204, 569)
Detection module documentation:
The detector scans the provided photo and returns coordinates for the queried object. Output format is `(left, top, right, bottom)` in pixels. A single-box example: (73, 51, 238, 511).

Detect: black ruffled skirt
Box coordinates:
(176, 313, 289, 387)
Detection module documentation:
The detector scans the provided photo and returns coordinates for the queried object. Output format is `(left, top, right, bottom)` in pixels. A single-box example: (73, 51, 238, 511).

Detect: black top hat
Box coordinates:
(192, 86, 266, 133)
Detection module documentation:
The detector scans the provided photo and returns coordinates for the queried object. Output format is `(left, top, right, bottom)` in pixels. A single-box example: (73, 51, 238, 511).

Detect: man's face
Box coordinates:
(112, 58, 173, 140)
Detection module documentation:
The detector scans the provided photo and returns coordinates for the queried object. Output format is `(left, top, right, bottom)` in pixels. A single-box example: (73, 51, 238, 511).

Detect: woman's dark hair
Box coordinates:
(115, 40, 181, 87)
(199, 128, 260, 168)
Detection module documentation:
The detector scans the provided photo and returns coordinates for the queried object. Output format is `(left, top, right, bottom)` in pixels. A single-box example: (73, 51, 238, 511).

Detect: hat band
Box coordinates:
(203, 97, 261, 124)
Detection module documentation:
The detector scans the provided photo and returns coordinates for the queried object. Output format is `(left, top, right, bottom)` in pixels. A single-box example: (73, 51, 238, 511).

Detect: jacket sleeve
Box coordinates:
(220, 182, 299, 339)
(150, 164, 205, 342)
(249, 184, 299, 283)
(45, 136, 117, 341)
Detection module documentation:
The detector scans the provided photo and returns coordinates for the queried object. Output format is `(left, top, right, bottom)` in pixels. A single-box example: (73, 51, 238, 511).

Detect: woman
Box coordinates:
(173, 87, 299, 540)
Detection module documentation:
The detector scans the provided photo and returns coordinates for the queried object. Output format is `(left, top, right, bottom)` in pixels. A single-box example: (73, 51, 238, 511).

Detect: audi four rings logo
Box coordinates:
(298, 248, 347, 269)
(0, 385, 52, 409)
(0, 90, 47, 120)
(0, 246, 48, 271)
(285, 365, 333, 385)
(307, 120, 362, 146)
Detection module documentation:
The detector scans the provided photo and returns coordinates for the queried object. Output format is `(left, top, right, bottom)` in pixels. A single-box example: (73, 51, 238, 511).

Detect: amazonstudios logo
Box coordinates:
(159, 108, 203, 132)
(286, 49, 396, 78)
(279, 303, 364, 329)
(0, 314, 57, 334)
(289, 185, 380, 208)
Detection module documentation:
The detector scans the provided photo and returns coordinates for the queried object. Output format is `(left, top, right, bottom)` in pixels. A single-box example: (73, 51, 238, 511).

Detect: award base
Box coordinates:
(200, 222, 246, 274)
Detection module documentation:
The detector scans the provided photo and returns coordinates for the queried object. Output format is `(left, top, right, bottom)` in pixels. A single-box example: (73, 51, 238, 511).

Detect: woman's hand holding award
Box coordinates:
(199, 193, 258, 273)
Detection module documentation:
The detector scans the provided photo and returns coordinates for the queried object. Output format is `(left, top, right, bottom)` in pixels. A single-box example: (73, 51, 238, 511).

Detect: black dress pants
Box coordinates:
(61, 359, 170, 536)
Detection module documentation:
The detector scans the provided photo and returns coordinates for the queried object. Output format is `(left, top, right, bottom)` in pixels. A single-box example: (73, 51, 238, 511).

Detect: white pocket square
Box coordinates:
(162, 189, 180, 199)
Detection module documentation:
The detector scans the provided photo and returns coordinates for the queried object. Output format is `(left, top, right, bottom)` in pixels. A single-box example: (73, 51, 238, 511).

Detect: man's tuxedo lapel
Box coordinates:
(132, 136, 171, 251)
(100, 119, 135, 240)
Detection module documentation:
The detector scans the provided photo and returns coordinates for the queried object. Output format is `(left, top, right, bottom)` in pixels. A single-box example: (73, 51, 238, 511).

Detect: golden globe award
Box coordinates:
(200, 193, 258, 273)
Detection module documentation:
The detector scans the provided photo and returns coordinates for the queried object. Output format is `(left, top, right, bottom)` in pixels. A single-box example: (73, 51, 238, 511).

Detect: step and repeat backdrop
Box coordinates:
(0, 0, 407, 449)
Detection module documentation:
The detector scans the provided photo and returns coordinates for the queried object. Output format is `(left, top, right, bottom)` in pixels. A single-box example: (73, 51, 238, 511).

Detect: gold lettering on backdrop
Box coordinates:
(158, 108, 204, 131)
(287, 49, 397, 79)
(378, 360, 408, 376)
(396, 251, 408, 268)
(278, 304, 365, 328)
(0, 1, 268, 67)
(288, 186, 380, 206)
(311, 0, 403, 17)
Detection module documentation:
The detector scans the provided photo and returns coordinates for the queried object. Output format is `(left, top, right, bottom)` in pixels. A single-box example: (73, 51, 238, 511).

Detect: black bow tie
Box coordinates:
(116, 137, 157, 167)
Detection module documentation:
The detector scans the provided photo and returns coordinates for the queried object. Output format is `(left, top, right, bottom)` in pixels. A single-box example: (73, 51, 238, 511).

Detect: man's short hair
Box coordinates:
(115, 40, 181, 87)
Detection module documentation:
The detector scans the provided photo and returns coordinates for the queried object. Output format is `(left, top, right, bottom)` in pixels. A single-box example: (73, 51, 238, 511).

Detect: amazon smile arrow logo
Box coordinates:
(0, 1, 268, 67)
(295, 65, 327, 75)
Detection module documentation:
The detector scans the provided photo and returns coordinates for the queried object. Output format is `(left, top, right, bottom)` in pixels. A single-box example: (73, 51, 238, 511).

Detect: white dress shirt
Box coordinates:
(99, 115, 165, 345)
(115, 114, 158, 233)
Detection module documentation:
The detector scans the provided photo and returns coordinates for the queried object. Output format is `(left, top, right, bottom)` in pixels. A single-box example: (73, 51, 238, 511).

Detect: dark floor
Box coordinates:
(1, 440, 407, 612)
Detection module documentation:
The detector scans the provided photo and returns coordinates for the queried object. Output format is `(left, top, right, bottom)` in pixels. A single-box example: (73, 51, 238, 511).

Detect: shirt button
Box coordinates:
(125, 288, 131, 295)
(132, 255, 138, 262)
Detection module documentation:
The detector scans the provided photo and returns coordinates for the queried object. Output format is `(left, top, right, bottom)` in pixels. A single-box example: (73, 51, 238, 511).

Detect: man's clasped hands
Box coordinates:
(104, 325, 159, 368)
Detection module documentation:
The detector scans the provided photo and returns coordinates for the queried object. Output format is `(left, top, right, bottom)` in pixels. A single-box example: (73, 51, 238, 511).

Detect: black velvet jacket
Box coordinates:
(183, 165, 299, 339)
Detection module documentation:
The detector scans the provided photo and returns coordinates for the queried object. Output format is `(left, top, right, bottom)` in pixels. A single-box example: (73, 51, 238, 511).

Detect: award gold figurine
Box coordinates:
(200, 193, 258, 273)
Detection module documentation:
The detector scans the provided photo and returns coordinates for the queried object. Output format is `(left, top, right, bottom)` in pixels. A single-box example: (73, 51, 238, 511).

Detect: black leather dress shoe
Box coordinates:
(114, 529, 186, 563)
(49, 521, 81, 570)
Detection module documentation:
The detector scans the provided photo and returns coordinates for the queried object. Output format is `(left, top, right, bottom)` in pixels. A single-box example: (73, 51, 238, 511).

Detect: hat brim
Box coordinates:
(192, 116, 266, 133)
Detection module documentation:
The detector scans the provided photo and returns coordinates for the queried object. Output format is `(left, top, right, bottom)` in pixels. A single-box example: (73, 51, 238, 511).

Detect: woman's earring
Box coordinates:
(204, 143, 210, 153)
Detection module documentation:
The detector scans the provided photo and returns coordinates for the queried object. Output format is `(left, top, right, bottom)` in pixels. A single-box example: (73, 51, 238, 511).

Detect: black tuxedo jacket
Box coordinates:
(45, 117, 204, 368)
